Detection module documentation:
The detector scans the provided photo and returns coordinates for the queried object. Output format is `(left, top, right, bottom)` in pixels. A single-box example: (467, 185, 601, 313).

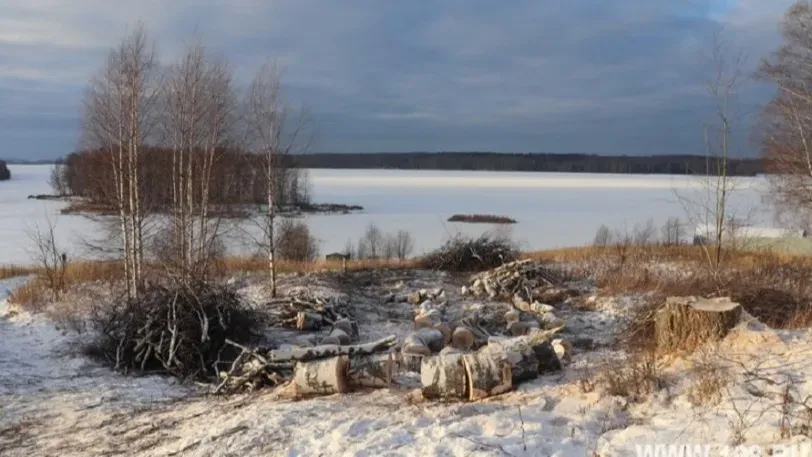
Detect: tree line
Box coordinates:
(51, 147, 310, 209)
(0, 160, 9, 180)
(283, 152, 764, 176)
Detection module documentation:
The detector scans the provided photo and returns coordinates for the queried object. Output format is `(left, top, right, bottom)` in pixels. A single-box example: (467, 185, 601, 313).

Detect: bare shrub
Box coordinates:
(26, 218, 68, 303)
(593, 225, 613, 247)
(633, 218, 657, 245)
(276, 219, 319, 262)
(86, 282, 261, 380)
(598, 350, 666, 402)
(421, 232, 517, 272)
(687, 352, 730, 407)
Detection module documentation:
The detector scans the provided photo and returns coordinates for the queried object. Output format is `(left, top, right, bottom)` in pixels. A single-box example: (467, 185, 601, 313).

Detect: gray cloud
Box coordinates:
(0, 0, 800, 159)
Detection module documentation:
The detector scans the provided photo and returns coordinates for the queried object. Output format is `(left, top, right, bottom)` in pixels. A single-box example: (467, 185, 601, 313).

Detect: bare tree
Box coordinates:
(81, 23, 159, 298)
(357, 223, 384, 260)
(632, 218, 657, 245)
(758, 2, 812, 230)
(390, 230, 414, 260)
(661, 217, 686, 246)
(244, 60, 310, 296)
(676, 29, 748, 273)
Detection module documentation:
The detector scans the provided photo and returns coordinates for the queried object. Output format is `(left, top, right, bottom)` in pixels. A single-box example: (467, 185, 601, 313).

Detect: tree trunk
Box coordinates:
(655, 296, 742, 353)
(349, 353, 395, 388)
(421, 353, 467, 400)
(293, 356, 349, 395)
(403, 328, 444, 353)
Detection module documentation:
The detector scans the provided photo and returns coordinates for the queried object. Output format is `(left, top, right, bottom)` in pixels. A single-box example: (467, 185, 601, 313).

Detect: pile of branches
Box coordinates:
(88, 282, 262, 380)
(421, 233, 517, 272)
(464, 259, 573, 304)
(265, 293, 354, 330)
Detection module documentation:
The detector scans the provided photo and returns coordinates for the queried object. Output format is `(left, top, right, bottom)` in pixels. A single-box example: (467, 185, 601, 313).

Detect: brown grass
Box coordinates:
(0, 265, 39, 280)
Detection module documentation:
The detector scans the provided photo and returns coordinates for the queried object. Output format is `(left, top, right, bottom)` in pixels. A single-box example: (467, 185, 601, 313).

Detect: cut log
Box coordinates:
(505, 310, 520, 325)
(327, 328, 351, 345)
(482, 337, 539, 384)
(296, 312, 324, 331)
(401, 345, 430, 372)
(333, 319, 355, 338)
(462, 351, 512, 401)
(451, 327, 475, 350)
(349, 353, 395, 388)
(507, 321, 534, 337)
(421, 353, 467, 399)
(293, 356, 350, 395)
(552, 338, 572, 364)
(414, 309, 442, 329)
(265, 335, 397, 363)
(655, 296, 742, 353)
(404, 328, 445, 353)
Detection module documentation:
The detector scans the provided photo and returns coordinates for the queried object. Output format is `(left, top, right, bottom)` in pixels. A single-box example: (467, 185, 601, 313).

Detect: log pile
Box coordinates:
(264, 294, 354, 331)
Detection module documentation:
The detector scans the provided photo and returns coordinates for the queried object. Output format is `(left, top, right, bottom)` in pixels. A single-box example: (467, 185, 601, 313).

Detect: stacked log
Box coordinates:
(265, 294, 354, 330)
(462, 259, 576, 306)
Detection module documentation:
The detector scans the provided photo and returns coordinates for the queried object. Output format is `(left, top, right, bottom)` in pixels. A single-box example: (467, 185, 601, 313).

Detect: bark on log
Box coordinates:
(293, 356, 350, 395)
(462, 351, 512, 401)
(265, 335, 397, 363)
(349, 353, 394, 388)
(296, 312, 324, 331)
(451, 327, 475, 350)
(433, 323, 452, 345)
(655, 296, 742, 353)
(421, 353, 467, 399)
(483, 337, 541, 384)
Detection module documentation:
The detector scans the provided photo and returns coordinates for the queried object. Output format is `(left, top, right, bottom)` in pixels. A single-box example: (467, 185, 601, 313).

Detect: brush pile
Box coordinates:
(422, 234, 517, 272)
(88, 282, 262, 380)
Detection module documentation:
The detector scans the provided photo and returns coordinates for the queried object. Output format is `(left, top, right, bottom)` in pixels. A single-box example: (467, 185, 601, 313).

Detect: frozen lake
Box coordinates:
(0, 165, 774, 265)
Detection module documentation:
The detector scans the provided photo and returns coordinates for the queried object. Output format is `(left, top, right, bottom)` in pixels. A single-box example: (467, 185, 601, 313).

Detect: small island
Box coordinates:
(0, 160, 10, 181)
(447, 214, 517, 224)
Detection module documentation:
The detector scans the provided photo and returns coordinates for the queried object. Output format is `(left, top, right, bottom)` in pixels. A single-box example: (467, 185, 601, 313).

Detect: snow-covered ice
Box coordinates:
(0, 165, 774, 265)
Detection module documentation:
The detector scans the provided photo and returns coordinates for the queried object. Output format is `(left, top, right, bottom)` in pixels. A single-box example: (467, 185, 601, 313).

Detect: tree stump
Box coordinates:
(655, 296, 742, 353)
(349, 353, 394, 388)
(421, 353, 467, 399)
(293, 356, 350, 395)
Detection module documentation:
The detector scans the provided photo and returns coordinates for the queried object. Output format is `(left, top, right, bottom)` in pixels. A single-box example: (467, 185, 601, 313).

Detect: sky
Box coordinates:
(0, 0, 800, 159)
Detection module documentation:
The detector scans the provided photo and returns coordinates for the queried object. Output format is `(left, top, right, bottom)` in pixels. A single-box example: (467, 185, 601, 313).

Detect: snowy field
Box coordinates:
(0, 165, 773, 265)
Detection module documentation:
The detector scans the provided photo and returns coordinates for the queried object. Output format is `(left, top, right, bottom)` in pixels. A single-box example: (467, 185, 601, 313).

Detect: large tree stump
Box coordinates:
(461, 351, 512, 401)
(349, 353, 395, 388)
(293, 356, 350, 395)
(421, 353, 467, 399)
(655, 296, 742, 353)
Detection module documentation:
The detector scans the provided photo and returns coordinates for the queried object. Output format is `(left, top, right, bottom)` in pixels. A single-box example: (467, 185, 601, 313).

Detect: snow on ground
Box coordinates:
(4, 270, 812, 456)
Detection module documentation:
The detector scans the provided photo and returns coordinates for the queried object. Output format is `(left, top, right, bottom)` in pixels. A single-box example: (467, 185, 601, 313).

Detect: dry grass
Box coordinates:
(8, 260, 123, 311)
(687, 352, 730, 407)
(0, 265, 39, 280)
(597, 350, 667, 402)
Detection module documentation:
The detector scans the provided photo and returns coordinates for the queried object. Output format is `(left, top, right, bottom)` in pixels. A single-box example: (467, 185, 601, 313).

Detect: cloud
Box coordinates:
(0, 0, 799, 159)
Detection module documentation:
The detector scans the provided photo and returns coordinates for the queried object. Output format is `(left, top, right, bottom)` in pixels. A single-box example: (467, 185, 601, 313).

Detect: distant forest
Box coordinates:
(283, 153, 764, 176)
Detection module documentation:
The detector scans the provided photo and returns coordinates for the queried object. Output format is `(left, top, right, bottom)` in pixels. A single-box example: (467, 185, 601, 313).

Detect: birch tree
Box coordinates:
(81, 23, 159, 298)
(245, 61, 309, 296)
(758, 2, 812, 230)
(161, 41, 238, 283)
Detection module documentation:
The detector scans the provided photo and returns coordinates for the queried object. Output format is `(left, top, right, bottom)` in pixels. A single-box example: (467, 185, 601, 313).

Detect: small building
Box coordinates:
(326, 252, 350, 261)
